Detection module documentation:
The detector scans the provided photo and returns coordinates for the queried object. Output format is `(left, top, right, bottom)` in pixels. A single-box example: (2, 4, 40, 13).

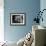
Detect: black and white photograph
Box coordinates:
(10, 13, 26, 26)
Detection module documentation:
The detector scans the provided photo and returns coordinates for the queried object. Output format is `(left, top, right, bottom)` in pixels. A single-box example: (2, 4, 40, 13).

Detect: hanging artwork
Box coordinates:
(10, 13, 26, 26)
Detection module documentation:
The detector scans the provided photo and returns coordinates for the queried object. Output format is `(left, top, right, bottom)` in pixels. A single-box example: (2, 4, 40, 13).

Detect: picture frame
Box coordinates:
(10, 13, 26, 26)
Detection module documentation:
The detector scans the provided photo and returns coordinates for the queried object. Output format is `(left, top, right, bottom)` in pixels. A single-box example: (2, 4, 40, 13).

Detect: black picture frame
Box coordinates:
(10, 13, 26, 26)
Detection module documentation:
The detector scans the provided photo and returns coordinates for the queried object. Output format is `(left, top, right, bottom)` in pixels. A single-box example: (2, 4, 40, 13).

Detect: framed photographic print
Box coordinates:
(10, 13, 26, 26)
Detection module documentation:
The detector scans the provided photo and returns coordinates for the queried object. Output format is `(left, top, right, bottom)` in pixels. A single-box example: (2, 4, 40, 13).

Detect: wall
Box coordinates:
(40, 0, 46, 27)
(4, 0, 40, 42)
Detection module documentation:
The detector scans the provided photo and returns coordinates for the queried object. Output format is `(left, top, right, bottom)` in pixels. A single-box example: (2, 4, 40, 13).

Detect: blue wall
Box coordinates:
(40, 0, 46, 27)
(4, 0, 40, 42)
